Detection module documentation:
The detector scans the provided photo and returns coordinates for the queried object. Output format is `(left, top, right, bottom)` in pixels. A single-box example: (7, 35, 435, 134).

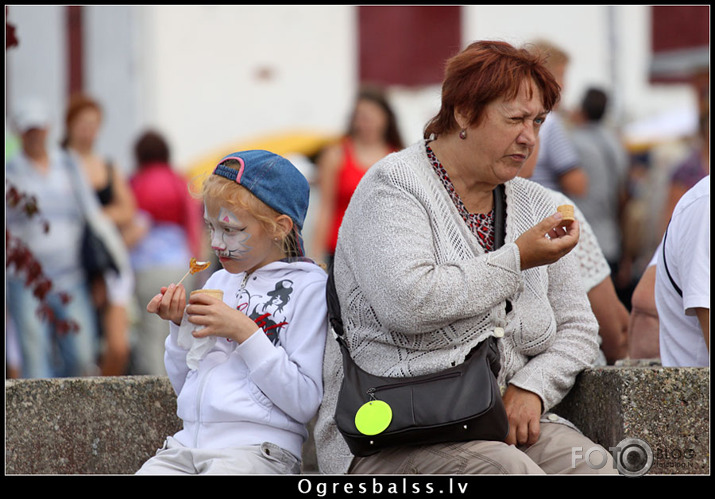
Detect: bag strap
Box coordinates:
(326, 260, 345, 339)
(493, 182, 506, 249)
(661, 220, 682, 297)
(61, 149, 92, 223)
(327, 183, 507, 347)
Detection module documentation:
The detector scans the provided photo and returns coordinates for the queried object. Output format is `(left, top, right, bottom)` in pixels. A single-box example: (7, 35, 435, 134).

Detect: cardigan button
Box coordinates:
(493, 327, 505, 338)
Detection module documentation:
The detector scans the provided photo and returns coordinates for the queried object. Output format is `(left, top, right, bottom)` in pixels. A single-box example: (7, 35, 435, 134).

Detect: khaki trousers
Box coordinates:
(349, 422, 618, 475)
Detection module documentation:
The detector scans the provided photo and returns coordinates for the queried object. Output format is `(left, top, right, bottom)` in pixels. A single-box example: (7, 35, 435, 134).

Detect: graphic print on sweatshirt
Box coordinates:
(236, 279, 294, 345)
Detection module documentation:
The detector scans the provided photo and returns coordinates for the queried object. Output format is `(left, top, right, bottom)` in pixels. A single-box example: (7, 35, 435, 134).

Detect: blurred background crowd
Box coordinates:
(5, 5, 709, 378)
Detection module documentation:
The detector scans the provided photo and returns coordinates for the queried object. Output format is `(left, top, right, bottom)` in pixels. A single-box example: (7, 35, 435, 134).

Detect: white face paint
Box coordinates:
(203, 198, 286, 275)
(204, 206, 253, 260)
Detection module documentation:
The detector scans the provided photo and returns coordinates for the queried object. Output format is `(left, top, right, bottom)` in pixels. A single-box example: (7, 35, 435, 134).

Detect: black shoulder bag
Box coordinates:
(329, 185, 510, 457)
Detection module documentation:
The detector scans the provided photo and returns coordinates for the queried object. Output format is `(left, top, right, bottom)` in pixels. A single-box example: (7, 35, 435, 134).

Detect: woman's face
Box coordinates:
(351, 98, 389, 141)
(461, 79, 548, 184)
(21, 127, 48, 155)
(203, 198, 278, 275)
(69, 107, 102, 146)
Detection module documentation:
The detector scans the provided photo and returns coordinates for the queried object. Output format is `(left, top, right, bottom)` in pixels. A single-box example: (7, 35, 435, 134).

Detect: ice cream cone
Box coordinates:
(190, 289, 224, 301)
(557, 204, 575, 225)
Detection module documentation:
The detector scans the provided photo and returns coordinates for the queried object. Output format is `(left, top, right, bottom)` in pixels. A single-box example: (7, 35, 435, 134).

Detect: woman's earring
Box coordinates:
(459, 129, 467, 140)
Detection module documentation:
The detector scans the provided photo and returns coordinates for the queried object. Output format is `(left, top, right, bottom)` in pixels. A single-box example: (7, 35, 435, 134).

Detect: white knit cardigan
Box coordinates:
(314, 140, 599, 474)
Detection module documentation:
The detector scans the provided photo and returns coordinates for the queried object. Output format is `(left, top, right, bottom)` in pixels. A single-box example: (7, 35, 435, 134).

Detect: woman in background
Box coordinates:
(311, 86, 403, 265)
(63, 93, 135, 376)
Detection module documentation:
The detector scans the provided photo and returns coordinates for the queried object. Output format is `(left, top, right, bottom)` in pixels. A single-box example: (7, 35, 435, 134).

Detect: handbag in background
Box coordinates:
(81, 222, 119, 278)
(62, 151, 120, 279)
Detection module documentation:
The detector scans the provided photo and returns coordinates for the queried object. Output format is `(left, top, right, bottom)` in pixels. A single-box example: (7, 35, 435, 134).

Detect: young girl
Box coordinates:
(137, 150, 328, 474)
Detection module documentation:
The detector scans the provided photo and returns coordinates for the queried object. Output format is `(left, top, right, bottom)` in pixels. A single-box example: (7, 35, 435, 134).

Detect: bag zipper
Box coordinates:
(193, 361, 219, 447)
(367, 371, 462, 399)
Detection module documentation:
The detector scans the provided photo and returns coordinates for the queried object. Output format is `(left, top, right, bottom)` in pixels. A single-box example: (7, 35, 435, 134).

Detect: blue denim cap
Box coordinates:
(213, 150, 309, 255)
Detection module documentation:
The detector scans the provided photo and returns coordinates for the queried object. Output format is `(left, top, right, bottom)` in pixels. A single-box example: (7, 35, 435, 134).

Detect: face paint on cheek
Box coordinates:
(224, 230, 252, 259)
(216, 207, 253, 259)
(204, 207, 224, 251)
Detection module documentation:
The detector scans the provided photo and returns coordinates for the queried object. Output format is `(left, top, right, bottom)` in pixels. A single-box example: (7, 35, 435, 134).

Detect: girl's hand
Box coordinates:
(146, 283, 186, 326)
(186, 293, 260, 344)
(515, 213, 580, 271)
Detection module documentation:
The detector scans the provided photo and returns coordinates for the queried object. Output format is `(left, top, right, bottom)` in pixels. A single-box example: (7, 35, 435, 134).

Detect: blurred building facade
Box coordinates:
(5, 5, 709, 175)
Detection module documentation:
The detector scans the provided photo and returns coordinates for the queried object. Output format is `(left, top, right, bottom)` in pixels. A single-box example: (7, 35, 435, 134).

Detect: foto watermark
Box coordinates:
(572, 438, 654, 476)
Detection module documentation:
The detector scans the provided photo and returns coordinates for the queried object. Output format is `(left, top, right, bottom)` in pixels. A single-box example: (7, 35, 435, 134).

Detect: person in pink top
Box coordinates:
(129, 130, 204, 375)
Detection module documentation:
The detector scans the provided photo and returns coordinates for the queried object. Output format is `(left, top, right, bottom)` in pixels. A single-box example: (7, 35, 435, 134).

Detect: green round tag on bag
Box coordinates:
(355, 400, 392, 435)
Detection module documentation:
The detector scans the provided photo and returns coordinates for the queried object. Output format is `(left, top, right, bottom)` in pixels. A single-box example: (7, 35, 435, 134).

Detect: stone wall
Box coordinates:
(5, 376, 180, 475)
(5, 367, 709, 475)
(553, 366, 709, 475)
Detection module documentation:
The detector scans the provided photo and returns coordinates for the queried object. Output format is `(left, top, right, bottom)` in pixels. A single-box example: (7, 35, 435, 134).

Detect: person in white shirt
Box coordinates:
(137, 150, 328, 474)
(7, 98, 128, 378)
(524, 39, 588, 199)
(655, 175, 710, 367)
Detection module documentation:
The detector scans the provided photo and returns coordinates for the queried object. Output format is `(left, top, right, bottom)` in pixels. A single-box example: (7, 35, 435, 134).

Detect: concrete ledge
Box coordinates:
(5, 368, 710, 475)
(5, 376, 181, 475)
(553, 366, 710, 475)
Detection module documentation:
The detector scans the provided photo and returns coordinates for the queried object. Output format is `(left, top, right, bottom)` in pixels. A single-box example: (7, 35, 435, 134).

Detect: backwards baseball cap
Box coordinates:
(213, 150, 310, 255)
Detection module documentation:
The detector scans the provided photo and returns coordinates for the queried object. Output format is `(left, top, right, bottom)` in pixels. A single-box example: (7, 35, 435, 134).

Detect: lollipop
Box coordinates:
(177, 258, 211, 285)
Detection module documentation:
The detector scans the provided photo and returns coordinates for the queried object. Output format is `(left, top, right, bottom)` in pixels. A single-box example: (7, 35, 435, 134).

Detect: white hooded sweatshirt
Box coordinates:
(164, 258, 328, 460)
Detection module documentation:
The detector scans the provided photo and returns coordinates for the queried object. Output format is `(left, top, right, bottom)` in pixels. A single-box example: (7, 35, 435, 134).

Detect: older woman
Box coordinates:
(314, 40, 616, 475)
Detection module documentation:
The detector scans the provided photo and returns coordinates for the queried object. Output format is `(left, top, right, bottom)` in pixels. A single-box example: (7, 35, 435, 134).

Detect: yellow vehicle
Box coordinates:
(182, 130, 337, 191)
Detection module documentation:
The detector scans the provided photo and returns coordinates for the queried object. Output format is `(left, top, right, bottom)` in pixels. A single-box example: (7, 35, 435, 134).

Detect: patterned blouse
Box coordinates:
(426, 144, 495, 251)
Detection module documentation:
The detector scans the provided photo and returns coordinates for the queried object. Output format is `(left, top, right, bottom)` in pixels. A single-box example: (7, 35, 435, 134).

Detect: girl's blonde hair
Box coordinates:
(193, 167, 301, 258)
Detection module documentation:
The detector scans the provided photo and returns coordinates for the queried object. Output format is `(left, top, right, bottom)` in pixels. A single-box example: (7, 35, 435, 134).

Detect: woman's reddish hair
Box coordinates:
(424, 40, 561, 138)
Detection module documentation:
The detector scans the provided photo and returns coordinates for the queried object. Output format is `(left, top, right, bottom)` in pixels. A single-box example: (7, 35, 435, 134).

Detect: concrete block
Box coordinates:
(553, 366, 710, 475)
(5, 367, 709, 475)
(5, 375, 181, 474)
